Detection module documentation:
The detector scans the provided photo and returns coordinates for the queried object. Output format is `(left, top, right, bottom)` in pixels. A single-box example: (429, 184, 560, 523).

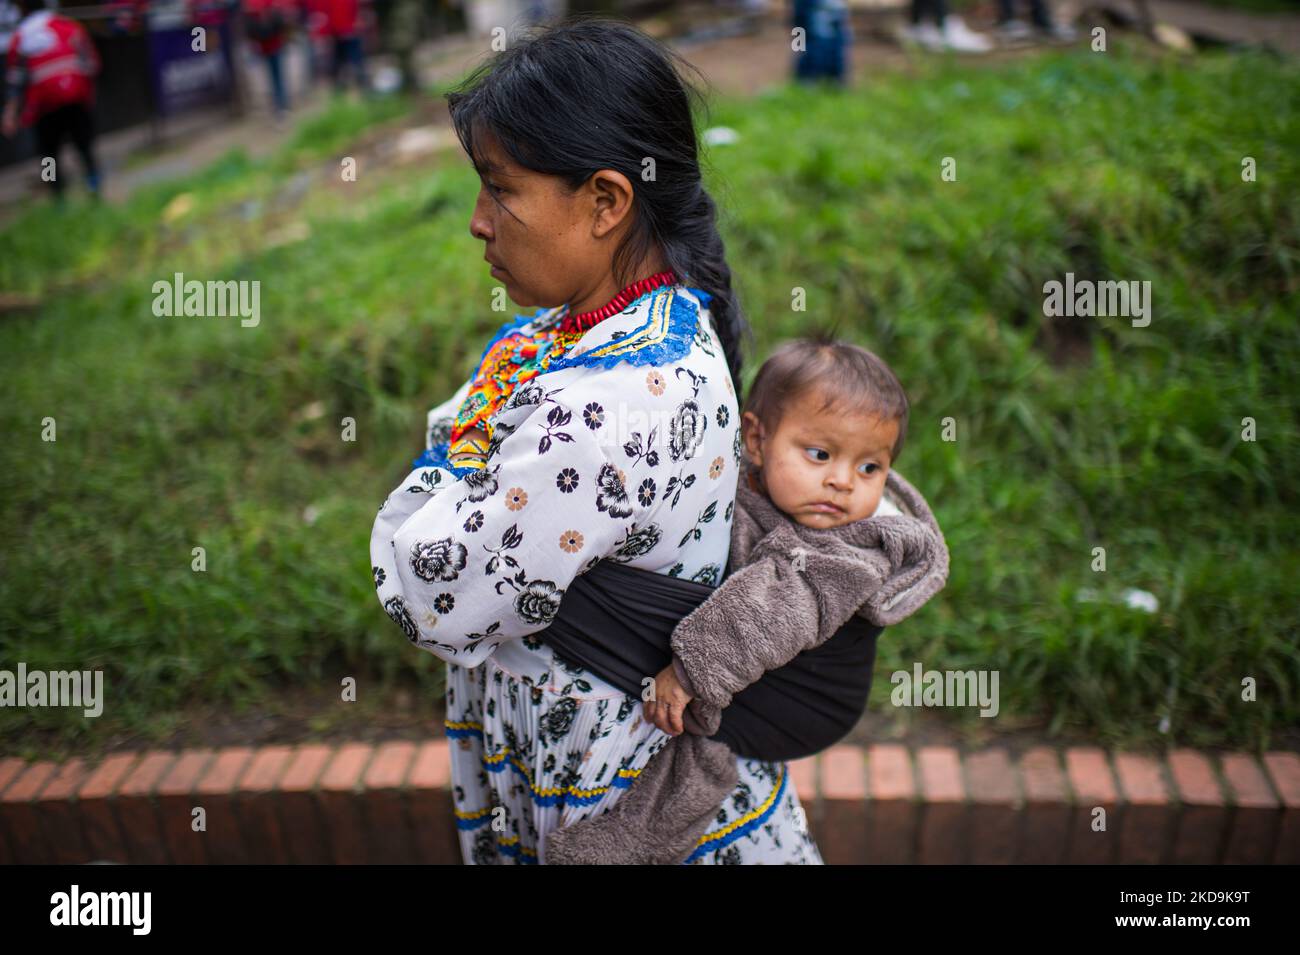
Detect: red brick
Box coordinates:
(1167, 749, 1228, 864)
(965, 749, 1019, 864)
(406, 740, 458, 865)
(1, 761, 57, 863)
(115, 751, 176, 864)
(1019, 747, 1070, 864)
(36, 758, 92, 863)
(277, 744, 334, 865)
(1262, 752, 1300, 865)
(1113, 753, 1174, 864)
(0, 757, 27, 863)
(1219, 753, 1280, 864)
(865, 744, 916, 864)
(361, 741, 417, 864)
(788, 755, 817, 809)
(78, 753, 137, 863)
(156, 749, 215, 865)
(1064, 747, 1119, 864)
(917, 746, 966, 864)
(0, 758, 25, 792)
(818, 745, 868, 864)
(194, 747, 255, 864)
(234, 746, 293, 864)
(317, 743, 374, 865)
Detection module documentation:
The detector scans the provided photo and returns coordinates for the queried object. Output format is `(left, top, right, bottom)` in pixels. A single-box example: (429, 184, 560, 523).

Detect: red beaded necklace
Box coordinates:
(558, 269, 680, 333)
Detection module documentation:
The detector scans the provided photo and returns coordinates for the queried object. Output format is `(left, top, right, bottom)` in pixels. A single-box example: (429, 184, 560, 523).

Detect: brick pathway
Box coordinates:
(3, 741, 1296, 864)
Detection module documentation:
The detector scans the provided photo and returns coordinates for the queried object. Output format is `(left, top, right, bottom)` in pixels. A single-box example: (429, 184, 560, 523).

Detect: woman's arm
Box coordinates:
(370, 374, 635, 667)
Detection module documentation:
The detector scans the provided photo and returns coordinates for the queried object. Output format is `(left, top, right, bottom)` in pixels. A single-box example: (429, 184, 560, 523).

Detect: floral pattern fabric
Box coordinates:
(370, 284, 824, 864)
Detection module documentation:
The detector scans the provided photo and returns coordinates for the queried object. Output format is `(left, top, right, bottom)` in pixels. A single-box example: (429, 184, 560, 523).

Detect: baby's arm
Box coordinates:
(669, 522, 871, 712)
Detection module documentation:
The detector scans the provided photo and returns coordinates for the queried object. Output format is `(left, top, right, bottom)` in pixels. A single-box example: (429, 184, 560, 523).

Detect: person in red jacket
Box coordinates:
(1, 0, 102, 199)
(322, 0, 367, 94)
(242, 0, 294, 118)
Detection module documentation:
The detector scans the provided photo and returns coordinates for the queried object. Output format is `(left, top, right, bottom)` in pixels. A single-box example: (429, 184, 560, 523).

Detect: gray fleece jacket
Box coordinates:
(543, 455, 950, 865)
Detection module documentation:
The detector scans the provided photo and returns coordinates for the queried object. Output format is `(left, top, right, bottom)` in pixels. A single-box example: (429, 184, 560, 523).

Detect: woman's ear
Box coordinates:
(587, 168, 635, 239)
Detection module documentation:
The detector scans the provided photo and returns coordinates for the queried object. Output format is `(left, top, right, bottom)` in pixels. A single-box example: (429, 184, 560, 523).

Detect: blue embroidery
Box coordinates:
(685, 286, 713, 309)
(411, 440, 481, 479)
(543, 285, 704, 374)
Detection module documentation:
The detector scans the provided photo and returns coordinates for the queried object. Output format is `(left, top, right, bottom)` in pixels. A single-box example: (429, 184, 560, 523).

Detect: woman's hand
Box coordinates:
(644, 663, 693, 736)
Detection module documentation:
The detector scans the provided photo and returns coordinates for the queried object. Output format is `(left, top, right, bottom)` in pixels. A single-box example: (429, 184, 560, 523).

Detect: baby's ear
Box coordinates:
(740, 411, 764, 463)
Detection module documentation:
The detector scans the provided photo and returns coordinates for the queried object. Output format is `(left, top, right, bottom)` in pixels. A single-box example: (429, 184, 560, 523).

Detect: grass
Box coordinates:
(1, 41, 1296, 758)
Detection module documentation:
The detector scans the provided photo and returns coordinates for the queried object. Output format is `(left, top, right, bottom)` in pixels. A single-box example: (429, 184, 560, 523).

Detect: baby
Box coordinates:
(545, 333, 950, 865)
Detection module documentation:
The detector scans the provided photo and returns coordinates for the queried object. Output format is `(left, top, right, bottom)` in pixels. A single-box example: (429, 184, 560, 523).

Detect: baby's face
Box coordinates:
(743, 389, 899, 529)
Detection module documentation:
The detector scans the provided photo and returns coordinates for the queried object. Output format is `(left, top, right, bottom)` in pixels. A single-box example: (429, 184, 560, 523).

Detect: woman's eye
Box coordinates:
(804, 447, 829, 462)
(487, 182, 505, 196)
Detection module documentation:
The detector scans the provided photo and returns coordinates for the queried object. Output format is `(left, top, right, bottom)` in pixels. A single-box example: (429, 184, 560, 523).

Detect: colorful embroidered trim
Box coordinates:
(414, 282, 714, 474)
(543, 285, 701, 374)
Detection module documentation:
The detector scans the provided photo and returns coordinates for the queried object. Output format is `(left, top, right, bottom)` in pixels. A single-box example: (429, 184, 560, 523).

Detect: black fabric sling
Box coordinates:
(537, 558, 882, 762)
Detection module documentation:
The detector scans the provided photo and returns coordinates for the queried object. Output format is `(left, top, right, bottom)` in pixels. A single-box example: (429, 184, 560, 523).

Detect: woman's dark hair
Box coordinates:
(444, 15, 753, 400)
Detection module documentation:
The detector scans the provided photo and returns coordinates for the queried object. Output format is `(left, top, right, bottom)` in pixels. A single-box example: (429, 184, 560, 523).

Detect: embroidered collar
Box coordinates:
(437, 273, 702, 472)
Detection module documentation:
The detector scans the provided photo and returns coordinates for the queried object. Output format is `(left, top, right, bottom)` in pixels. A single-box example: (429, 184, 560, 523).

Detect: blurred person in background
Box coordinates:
(792, 0, 851, 85)
(105, 0, 150, 35)
(323, 0, 368, 94)
(243, 0, 294, 120)
(0, 0, 20, 49)
(994, 0, 1077, 44)
(298, 0, 329, 83)
(0, 0, 19, 124)
(2, 0, 102, 200)
(900, 0, 992, 53)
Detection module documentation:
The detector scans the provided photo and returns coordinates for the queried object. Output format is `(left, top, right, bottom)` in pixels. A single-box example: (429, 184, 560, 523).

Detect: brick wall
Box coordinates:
(1, 741, 1296, 864)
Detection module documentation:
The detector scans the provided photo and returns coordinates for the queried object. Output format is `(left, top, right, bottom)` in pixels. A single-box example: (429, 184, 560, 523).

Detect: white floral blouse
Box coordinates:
(370, 283, 824, 864)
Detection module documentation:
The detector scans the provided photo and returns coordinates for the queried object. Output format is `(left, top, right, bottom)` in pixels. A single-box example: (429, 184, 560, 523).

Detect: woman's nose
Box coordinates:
(469, 196, 493, 242)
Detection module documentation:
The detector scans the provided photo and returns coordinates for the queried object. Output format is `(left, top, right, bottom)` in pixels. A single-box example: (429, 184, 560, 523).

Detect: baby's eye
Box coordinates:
(804, 447, 829, 463)
(859, 462, 880, 475)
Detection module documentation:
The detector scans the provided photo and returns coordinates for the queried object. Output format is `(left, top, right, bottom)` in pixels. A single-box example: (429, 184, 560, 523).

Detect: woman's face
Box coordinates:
(467, 130, 645, 315)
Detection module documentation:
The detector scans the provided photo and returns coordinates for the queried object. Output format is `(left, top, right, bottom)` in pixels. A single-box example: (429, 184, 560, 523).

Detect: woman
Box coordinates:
(369, 17, 823, 865)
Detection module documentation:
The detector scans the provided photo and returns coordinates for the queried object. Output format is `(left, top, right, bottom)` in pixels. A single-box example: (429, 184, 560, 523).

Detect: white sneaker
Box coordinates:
(940, 15, 994, 53)
(900, 21, 946, 51)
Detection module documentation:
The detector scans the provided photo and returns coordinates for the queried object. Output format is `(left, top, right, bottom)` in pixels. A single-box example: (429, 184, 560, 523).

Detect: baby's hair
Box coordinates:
(743, 329, 910, 464)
